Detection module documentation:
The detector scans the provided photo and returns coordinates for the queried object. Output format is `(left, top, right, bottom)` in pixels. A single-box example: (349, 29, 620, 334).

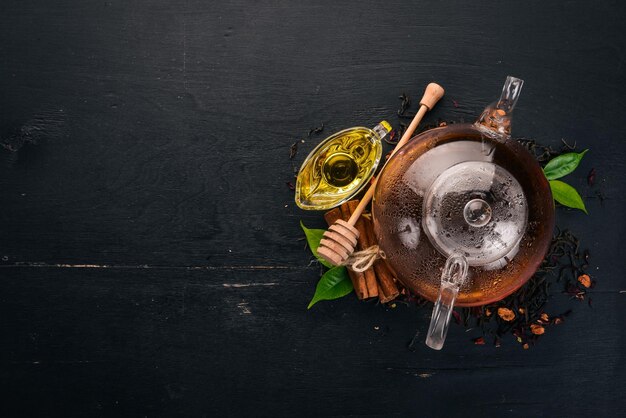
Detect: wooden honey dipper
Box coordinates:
(317, 82, 445, 266)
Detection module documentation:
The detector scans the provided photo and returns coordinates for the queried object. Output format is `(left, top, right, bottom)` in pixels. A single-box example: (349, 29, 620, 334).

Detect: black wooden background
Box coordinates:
(1, 1, 625, 416)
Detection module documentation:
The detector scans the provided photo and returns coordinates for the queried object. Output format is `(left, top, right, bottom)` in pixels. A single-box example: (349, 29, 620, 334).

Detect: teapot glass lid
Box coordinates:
(422, 161, 528, 267)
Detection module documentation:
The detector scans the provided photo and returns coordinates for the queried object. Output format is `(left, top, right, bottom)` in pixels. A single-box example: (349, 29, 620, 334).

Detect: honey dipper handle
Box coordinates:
(346, 184, 377, 226)
(346, 83, 445, 226)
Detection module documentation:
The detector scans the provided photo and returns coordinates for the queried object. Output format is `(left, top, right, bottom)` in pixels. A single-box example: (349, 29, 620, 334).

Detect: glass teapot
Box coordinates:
(371, 77, 555, 350)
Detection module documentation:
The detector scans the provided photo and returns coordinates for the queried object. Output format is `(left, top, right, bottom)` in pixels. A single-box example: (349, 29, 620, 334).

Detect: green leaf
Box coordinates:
(307, 266, 353, 309)
(543, 149, 588, 180)
(300, 221, 333, 268)
(549, 180, 588, 214)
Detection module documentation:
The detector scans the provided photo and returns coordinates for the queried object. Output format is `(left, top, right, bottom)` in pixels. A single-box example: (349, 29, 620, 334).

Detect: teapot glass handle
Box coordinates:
(425, 253, 469, 350)
(475, 76, 524, 138)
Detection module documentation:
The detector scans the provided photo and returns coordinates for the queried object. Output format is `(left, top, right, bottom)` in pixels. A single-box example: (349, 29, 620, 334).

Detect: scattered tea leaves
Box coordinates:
(307, 266, 353, 309)
(289, 141, 298, 159)
(397, 93, 416, 118)
(594, 190, 606, 206)
(543, 149, 588, 180)
(398, 93, 410, 114)
(308, 122, 324, 137)
(549, 180, 588, 214)
(517, 138, 561, 164)
(446, 229, 591, 348)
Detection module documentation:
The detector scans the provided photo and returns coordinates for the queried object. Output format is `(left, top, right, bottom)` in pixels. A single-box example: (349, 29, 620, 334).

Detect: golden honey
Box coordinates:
(295, 122, 391, 210)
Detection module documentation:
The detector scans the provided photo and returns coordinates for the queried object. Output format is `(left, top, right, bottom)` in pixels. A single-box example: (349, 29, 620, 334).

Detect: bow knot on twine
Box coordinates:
(342, 245, 385, 272)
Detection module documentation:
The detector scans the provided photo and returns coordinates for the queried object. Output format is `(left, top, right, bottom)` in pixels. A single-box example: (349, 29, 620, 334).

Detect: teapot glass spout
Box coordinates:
(476, 76, 524, 138)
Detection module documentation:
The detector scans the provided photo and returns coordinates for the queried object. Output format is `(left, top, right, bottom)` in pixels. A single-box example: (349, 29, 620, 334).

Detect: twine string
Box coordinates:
(343, 245, 386, 272)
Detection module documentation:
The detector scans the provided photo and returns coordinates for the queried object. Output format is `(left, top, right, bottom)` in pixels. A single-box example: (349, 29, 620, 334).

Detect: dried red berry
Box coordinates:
(578, 274, 591, 288)
(530, 324, 545, 335)
(498, 307, 516, 322)
(587, 168, 596, 186)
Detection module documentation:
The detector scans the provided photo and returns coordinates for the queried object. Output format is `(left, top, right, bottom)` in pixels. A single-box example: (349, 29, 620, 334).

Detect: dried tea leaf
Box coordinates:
(289, 142, 298, 159)
(308, 122, 324, 137)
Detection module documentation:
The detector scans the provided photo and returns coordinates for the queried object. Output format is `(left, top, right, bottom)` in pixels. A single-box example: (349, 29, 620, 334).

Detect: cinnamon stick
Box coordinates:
(374, 261, 400, 303)
(324, 207, 368, 300)
(345, 200, 379, 298)
(363, 217, 400, 303)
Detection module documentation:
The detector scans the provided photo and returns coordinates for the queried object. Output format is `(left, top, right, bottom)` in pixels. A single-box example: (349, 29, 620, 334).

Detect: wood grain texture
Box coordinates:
(1, 0, 625, 416)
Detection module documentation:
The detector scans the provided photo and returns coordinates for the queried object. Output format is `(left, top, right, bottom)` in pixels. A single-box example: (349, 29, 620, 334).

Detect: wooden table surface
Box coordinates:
(1, 1, 625, 416)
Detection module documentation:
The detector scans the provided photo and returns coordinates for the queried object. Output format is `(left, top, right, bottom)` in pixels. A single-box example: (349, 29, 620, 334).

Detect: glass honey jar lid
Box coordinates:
(295, 121, 391, 210)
